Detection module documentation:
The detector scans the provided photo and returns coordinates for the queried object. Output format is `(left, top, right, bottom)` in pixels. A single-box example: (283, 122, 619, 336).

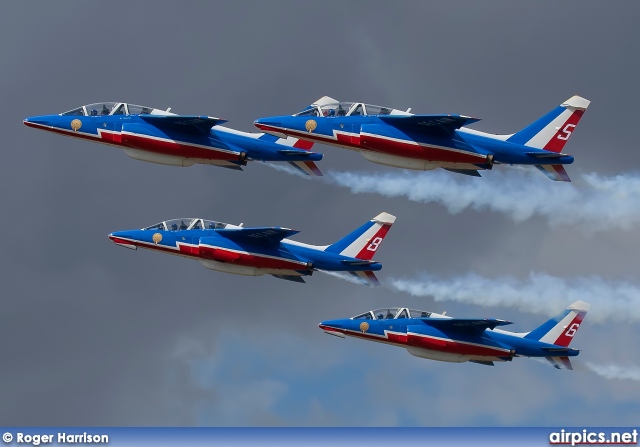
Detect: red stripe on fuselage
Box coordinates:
(407, 333, 511, 357)
(360, 134, 487, 164)
(256, 123, 486, 164)
(199, 245, 309, 270)
(319, 325, 510, 357)
(120, 132, 241, 161)
(109, 235, 309, 270)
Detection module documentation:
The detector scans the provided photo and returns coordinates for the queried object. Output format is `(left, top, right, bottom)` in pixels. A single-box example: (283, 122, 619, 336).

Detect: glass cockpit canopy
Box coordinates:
(351, 308, 433, 320)
(294, 96, 409, 118)
(143, 218, 229, 232)
(60, 102, 174, 117)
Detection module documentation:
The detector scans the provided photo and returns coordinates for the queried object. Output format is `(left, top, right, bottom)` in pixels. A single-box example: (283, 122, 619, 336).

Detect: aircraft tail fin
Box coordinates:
(507, 95, 590, 152)
(534, 164, 571, 182)
(525, 301, 590, 347)
(324, 212, 396, 261)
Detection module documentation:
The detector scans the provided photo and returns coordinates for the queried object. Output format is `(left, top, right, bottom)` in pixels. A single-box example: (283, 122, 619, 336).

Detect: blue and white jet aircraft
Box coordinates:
(108, 212, 396, 285)
(254, 95, 590, 181)
(320, 301, 589, 369)
(24, 102, 323, 175)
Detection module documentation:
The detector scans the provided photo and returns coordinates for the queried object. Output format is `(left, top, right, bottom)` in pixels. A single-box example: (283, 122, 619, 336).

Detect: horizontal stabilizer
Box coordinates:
(215, 164, 244, 171)
(541, 347, 579, 354)
(340, 259, 378, 266)
(424, 318, 513, 333)
(535, 164, 571, 182)
(139, 115, 226, 134)
(443, 168, 482, 177)
(271, 274, 306, 283)
(277, 149, 321, 156)
(287, 160, 323, 176)
(469, 360, 495, 366)
(546, 356, 574, 370)
(379, 114, 480, 136)
(348, 270, 381, 287)
(525, 151, 570, 158)
(215, 227, 299, 244)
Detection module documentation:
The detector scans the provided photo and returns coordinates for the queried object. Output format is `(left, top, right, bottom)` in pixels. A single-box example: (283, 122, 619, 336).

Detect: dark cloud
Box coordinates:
(1, 1, 639, 425)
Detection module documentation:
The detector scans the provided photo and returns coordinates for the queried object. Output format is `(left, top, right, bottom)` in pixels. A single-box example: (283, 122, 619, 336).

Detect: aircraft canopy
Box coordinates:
(294, 96, 411, 118)
(351, 308, 436, 320)
(60, 102, 175, 117)
(143, 218, 230, 231)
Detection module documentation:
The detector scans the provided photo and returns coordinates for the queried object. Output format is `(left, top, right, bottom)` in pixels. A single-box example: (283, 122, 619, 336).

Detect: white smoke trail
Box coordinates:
(317, 269, 364, 285)
(388, 272, 640, 323)
(586, 363, 640, 381)
(326, 169, 640, 231)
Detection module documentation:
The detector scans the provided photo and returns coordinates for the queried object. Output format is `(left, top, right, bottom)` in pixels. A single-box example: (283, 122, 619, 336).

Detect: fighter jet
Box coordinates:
(254, 95, 590, 181)
(319, 301, 589, 369)
(24, 102, 323, 175)
(108, 212, 396, 285)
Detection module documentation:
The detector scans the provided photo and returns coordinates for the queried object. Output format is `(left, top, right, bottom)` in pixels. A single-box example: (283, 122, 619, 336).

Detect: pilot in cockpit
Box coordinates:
(101, 104, 109, 116)
(336, 105, 347, 116)
(323, 109, 335, 117)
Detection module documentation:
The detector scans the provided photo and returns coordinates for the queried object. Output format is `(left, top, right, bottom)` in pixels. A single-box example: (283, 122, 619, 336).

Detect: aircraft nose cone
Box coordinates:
(254, 117, 282, 129)
(318, 320, 343, 330)
(23, 116, 51, 127)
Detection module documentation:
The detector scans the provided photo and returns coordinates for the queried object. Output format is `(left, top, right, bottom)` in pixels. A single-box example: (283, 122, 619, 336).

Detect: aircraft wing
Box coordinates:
(423, 318, 512, 333)
(379, 114, 480, 136)
(139, 115, 227, 135)
(215, 227, 300, 244)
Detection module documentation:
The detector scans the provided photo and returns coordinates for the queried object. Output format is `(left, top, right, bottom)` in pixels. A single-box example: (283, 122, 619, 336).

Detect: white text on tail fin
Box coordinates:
(508, 95, 590, 153)
(324, 212, 396, 261)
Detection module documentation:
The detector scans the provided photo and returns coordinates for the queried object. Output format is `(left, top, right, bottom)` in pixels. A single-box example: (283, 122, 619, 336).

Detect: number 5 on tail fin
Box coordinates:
(509, 95, 590, 182)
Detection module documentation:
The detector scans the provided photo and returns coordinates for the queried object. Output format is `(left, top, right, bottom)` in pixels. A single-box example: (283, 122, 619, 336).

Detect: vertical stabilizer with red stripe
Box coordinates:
(508, 95, 590, 152)
(508, 95, 590, 183)
(525, 300, 590, 347)
(324, 212, 396, 261)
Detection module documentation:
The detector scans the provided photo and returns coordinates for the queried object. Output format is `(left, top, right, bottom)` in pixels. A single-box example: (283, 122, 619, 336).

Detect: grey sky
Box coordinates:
(1, 1, 639, 425)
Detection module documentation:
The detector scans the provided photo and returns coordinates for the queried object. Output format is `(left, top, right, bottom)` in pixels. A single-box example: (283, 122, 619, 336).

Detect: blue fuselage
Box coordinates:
(24, 112, 322, 167)
(319, 317, 579, 363)
(255, 115, 574, 168)
(108, 227, 381, 275)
